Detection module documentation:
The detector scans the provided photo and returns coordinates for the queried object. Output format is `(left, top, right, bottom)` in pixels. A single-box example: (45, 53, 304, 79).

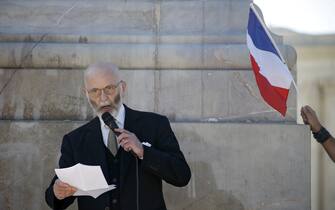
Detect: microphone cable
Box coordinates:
(135, 155, 139, 210)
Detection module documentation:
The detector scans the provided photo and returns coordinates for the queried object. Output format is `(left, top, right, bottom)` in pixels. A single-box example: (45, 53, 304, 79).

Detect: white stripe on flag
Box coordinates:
(246, 34, 292, 89)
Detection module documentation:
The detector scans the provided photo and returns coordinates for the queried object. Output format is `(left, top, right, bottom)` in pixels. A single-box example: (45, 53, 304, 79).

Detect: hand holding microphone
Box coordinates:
(102, 112, 143, 158)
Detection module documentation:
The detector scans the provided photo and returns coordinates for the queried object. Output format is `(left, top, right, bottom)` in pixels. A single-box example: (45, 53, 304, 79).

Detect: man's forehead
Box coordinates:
(84, 63, 121, 88)
(85, 63, 120, 78)
(86, 64, 118, 76)
(86, 68, 117, 78)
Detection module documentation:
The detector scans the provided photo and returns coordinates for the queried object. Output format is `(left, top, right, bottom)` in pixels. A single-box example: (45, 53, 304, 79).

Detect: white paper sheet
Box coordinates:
(55, 163, 116, 198)
(74, 185, 116, 199)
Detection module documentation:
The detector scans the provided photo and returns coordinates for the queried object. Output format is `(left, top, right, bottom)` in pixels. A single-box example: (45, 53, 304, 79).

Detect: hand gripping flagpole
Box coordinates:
(250, 3, 299, 96)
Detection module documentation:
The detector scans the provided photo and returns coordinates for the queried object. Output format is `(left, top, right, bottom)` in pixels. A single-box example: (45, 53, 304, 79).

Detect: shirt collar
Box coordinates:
(99, 104, 125, 129)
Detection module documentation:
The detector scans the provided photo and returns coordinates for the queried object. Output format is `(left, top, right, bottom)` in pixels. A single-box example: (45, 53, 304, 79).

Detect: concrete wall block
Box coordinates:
(33, 43, 156, 69)
(201, 70, 297, 121)
(0, 69, 296, 121)
(166, 123, 310, 210)
(157, 44, 205, 68)
(159, 1, 204, 33)
(203, 1, 248, 33)
(0, 1, 155, 34)
(0, 43, 296, 69)
(157, 70, 296, 122)
(0, 33, 246, 45)
(0, 43, 156, 69)
(203, 44, 251, 69)
(120, 70, 156, 112)
(0, 121, 81, 210)
(0, 121, 310, 210)
(0, 69, 155, 120)
(0, 0, 251, 35)
(158, 70, 203, 119)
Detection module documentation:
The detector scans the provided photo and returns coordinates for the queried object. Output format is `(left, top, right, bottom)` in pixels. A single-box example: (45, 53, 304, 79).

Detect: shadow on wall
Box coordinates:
(164, 161, 244, 210)
(164, 127, 245, 210)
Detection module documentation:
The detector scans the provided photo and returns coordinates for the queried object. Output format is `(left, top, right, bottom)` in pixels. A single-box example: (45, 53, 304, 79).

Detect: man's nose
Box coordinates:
(100, 90, 108, 101)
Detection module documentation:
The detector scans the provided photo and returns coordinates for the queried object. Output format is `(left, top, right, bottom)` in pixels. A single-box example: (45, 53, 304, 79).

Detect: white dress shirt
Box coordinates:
(99, 104, 125, 148)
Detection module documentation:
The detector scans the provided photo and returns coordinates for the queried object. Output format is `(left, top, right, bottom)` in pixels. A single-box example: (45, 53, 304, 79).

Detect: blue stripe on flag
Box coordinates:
(247, 8, 280, 59)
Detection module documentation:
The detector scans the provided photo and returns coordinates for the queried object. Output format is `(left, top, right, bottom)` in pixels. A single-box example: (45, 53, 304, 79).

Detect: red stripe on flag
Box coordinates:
(250, 55, 288, 116)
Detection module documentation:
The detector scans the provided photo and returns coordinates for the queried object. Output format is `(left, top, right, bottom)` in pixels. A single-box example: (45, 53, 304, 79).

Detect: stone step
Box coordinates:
(0, 42, 296, 69)
(0, 68, 296, 122)
(0, 121, 310, 210)
(0, 33, 248, 44)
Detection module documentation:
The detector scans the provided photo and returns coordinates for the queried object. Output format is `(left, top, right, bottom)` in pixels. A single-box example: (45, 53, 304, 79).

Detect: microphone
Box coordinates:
(102, 112, 121, 136)
(101, 112, 136, 157)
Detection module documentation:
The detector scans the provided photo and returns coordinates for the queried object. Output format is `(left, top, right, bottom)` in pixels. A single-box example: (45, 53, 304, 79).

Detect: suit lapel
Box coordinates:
(85, 117, 109, 180)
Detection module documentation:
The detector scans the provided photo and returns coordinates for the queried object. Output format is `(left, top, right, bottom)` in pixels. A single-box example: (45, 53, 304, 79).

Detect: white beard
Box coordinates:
(90, 96, 123, 119)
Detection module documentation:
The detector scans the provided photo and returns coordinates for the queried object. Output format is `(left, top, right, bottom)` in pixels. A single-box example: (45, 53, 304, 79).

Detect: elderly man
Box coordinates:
(45, 62, 191, 210)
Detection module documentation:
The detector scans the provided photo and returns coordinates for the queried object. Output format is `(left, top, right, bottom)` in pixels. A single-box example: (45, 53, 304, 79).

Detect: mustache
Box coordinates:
(97, 104, 117, 111)
(88, 91, 122, 114)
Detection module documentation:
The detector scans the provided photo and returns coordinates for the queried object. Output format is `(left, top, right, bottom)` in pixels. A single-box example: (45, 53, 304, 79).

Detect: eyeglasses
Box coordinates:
(87, 81, 123, 98)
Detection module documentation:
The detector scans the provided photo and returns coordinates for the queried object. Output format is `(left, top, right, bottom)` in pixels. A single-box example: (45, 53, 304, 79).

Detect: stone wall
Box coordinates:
(0, 121, 310, 210)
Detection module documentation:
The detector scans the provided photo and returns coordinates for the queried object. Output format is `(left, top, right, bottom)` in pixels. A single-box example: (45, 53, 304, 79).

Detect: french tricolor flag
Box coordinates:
(246, 4, 294, 116)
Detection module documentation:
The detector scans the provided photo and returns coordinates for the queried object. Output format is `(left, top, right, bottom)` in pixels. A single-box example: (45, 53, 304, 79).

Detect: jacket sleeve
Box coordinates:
(45, 134, 76, 209)
(141, 116, 191, 187)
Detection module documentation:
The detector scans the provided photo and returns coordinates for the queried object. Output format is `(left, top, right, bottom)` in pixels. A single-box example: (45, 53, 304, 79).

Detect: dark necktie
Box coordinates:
(107, 130, 118, 156)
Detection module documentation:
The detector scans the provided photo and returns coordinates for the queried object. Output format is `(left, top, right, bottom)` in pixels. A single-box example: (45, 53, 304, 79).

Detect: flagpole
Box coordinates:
(250, 3, 299, 95)
(291, 78, 299, 95)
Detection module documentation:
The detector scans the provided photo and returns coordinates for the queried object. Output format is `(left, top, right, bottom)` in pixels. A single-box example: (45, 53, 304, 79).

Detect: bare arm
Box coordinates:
(320, 137, 335, 162)
(301, 105, 335, 162)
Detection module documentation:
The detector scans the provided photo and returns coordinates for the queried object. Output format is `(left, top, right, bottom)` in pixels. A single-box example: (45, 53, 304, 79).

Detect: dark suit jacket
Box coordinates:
(45, 105, 191, 210)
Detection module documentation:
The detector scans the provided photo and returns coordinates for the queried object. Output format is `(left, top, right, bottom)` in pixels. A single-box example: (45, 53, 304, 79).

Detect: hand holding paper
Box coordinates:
(53, 179, 77, 200)
(55, 163, 116, 199)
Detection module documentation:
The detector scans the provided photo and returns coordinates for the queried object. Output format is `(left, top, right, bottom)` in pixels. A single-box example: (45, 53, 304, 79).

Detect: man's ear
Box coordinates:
(81, 86, 90, 99)
(81, 86, 87, 95)
(121, 81, 127, 97)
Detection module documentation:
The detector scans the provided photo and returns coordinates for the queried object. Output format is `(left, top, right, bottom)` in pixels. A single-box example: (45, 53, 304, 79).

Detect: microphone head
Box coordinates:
(102, 112, 114, 126)
(101, 112, 119, 131)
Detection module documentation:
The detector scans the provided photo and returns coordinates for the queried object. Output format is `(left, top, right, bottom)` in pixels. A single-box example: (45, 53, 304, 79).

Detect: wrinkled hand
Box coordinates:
(115, 128, 144, 158)
(300, 105, 322, 133)
(53, 179, 77, 200)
